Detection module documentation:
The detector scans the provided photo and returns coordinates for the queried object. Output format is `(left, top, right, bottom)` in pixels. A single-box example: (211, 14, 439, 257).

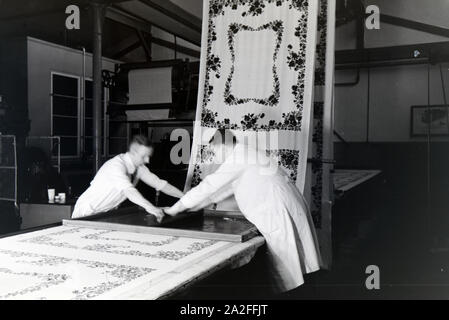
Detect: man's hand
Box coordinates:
(145, 207, 164, 223)
(164, 201, 187, 217)
(163, 206, 178, 217)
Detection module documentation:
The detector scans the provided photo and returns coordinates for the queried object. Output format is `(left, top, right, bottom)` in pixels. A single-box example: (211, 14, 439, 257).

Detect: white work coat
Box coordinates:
(180, 143, 321, 292)
(72, 153, 167, 218)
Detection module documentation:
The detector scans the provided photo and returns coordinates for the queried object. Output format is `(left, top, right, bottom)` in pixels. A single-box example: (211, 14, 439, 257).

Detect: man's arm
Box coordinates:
(160, 183, 184, 198)
(164, 200, 187, 216)
(164, 163, 239, 216)
(123, 187, 164, 222)
(138, 166, 184, 198)
(187, 184, 234, 212)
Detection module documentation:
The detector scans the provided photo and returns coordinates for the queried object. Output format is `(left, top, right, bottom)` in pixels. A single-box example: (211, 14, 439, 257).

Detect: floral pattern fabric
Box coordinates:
(0, 226, 233, 299)
(186, 0, 319, 196)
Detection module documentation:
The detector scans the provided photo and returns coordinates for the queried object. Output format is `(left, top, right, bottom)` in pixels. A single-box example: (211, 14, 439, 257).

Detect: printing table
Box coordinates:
(0, 208, 264, 300)
(333, 169, 382, 194)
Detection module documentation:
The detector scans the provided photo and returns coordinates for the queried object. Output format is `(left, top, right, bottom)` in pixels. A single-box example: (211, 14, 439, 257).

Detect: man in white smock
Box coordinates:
(164, 129, 321, 292)
(72, 135, 184, 221)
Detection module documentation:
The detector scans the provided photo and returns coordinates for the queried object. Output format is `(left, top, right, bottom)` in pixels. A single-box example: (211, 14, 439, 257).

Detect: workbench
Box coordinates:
(0, 209, 264, 300)
(20, 201, 75, 230)
(333, 169, 382, 193)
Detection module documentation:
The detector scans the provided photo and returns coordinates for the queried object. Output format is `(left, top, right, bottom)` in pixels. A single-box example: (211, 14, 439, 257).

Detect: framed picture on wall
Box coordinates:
(411, 105, 449, 136)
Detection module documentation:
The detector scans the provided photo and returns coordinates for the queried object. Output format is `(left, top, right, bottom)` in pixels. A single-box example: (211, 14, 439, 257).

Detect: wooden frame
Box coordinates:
(62, 219, 257, 242)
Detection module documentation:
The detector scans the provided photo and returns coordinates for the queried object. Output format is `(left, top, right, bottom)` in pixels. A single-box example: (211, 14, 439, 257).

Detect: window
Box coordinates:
(51, 74, 79, 156)
(83, 79, 105, 157)
(51, 73, 128, 158)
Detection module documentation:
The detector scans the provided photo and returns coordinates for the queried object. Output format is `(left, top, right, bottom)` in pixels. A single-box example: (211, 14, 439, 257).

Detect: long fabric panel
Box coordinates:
(185, 0, 319, 207)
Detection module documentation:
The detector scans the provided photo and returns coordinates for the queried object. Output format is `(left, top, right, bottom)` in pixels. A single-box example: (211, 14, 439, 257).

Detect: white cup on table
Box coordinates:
(48, 189, 55, 202)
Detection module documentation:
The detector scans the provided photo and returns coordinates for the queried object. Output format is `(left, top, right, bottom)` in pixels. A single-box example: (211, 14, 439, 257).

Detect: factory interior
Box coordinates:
(1, 0, 449, 300)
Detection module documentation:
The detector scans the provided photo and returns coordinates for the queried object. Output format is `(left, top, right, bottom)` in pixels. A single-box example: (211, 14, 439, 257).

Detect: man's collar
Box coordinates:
(122, 153, 137, 175)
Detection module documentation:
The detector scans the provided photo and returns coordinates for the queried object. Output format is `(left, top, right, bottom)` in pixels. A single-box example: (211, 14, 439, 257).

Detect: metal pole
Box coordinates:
(92, 2, 104, 173)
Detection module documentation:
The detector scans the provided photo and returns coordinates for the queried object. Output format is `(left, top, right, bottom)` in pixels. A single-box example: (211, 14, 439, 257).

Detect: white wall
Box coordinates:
(335, 63, 449, 142)
(26, 37, 118, 136)
(335, 0, 449, 142)
(334, 69, 369, 141)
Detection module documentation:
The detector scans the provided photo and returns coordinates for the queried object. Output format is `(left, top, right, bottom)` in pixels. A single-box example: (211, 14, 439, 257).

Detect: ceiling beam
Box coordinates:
(335, 41, 449, 67)
(105, 5, 201, 59)
(138, 0, 202, 33)
(112, 1, 201, 46)
(381, 14, 449, 39)
(106, 33, 139, 57)
(151, 36, 200, 58)
(105, 6, 151, 33)
(112, 35, 200, 60)
(112, 41, 142, 59)
(136, 29, 152, 61)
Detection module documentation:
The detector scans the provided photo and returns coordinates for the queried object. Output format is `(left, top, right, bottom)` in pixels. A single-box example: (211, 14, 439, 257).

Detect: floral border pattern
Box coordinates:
(19, 227, 217, 261)
(267, 149, 300, 182)
(191, 147, 300, 187)
(310, 0, 328, 229)
(191, 145, 216, 187)
(201, 0, 310, 131)
(0, 249, 155, 300)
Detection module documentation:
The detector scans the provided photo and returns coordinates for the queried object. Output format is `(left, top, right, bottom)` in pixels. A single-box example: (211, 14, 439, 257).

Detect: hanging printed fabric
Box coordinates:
(305, 0, 336, 267)
(185, 0, 319, 207)
(308, 0, 328, 229)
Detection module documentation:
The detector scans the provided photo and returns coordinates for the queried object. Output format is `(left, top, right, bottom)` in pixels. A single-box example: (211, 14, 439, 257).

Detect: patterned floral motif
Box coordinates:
(0, 247, 156, 300)
(82, 240, 217, 261)
(72, 282, 122, 300)
(310, 0, 328, 229)
(20, 235, 78, 249)
(207, 54, 222, 79)
(208, 0, 308, 18)
(285, 10, 308, 131)
(81, 230, 179, 247)
(314, 0, 327, 86)
(0, 268, 70, 299)
(201, 0, 310, 131)
(267, 149, 300, 182)
(191, 164, 203, 188)
(191, 145, 216, 187)
(224, 21, 283, 107)
(18, 228, 218, 262)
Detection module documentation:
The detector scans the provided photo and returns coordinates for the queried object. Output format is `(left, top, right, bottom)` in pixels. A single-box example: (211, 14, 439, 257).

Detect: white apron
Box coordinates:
(233, 167, 321, 292)
(179, 144, 321, 291)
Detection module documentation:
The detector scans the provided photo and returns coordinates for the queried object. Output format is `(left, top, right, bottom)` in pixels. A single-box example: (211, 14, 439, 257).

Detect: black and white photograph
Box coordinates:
(0, 0, 448, 307)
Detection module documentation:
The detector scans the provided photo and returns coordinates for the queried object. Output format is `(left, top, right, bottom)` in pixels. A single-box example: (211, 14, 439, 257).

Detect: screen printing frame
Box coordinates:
(63, 207, 258, 243)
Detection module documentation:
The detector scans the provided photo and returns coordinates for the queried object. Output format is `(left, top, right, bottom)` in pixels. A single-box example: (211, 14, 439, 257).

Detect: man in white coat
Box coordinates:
(164, 129, 321, 292)
(72, 135, 184, 221)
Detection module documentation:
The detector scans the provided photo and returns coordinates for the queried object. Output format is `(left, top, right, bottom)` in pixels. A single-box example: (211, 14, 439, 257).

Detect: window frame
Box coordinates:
(50, 71, 129, 159)
(50, 71, 81, 158)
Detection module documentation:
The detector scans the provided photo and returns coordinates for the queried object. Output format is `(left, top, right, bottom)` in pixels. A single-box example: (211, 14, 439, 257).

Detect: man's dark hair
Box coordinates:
(208, 128, 237, 145)
(129, 135, 152, 150)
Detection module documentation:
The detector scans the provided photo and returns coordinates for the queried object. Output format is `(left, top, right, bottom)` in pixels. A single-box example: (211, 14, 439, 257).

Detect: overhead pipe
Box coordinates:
(336, 57, 430, 70)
